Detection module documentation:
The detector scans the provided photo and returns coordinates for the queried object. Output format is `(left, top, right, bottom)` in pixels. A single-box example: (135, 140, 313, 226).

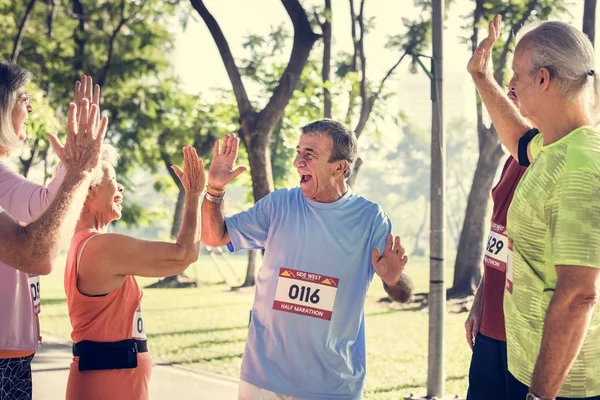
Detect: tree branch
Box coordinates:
(583, 0, 597, 48)
(11, 0, 37, 63)
(494, 0, 540, 84)
(190, 0, 254, 117)
(257, 0, 320, 132)
(353, 0, 370, 136)
(345, 0, 360, 125)
(47, 0, 57, 39)
(321, 0, 332, 118)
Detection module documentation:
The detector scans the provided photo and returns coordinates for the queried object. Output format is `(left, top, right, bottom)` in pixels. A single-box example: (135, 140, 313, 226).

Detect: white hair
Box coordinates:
(516, 21, 599, 118)
(90, 144, 120, 186)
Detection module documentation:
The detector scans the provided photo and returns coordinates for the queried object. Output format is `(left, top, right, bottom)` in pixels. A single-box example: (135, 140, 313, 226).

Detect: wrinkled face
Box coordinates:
(11, 89, 32, 141)
(87, 163, 124, 222)
(292, 133, 345, 202)
(508, 47, 539, 121)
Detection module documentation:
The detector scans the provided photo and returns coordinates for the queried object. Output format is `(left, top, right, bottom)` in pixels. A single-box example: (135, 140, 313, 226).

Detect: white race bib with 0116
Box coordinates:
(132, 306, 146, 340)
(506, 238, 514, 294)
(484, 223, 508, 272)
(28, 275, 41, 315)
(272, 268, 339, 321)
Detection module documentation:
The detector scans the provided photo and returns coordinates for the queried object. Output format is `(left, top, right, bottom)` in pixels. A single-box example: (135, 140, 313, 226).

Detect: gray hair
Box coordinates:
(516, 22, 598, 114)
(0, 61, 32, 156)
(90, 144, 120, 186)
(301, 119, 358, 179)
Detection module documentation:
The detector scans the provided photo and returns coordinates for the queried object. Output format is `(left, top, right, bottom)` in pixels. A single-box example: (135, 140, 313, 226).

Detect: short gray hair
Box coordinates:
(0, 61, 32, 156)
(90, 144, 120, 186)
(301, 119, 358, 179)
(516, 22, 596, 103)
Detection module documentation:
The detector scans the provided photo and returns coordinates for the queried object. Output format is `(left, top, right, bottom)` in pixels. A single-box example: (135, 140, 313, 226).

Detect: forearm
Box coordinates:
(174, 194, 201, 263)
(530, 291, 597, 398)
(471, 72, 532, 158)
(200, 194, 229, 247)
(19, 170, 90, 274)
(383, 273, 413, 303)
(472, 276, 484, 310)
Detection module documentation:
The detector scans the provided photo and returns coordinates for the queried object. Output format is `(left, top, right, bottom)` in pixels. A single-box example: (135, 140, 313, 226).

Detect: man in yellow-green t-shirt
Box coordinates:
(505, 126, 600, 399)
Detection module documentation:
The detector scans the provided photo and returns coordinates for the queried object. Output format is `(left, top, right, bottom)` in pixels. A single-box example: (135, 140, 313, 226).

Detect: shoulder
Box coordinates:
(564, 127, 600, 174)
(348, 193, 390, 224)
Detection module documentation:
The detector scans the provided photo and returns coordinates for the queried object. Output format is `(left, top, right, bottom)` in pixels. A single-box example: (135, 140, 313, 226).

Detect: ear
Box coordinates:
(334, 160, 348, 177)
(537, 67, 551, 91)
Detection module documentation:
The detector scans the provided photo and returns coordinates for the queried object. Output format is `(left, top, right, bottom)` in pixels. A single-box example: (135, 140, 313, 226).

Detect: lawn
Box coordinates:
(39, 252, 472, 399)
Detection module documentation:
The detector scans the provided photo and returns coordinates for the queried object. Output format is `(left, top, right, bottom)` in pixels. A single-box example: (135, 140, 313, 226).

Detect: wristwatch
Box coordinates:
(526, 393, 554, 400)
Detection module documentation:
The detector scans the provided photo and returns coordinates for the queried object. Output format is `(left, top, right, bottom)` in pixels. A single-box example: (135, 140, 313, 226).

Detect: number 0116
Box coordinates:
(288, 284, 320, 304)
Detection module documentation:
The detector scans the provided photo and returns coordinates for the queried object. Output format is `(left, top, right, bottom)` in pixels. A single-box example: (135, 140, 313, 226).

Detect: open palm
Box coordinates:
(467, 14, 501, 77)
(372, 234, 408, 286)
(208, 133, 247, 190)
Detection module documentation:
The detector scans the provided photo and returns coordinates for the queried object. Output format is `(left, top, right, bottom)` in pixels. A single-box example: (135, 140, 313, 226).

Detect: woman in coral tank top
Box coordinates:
(64, 145, 204, 400)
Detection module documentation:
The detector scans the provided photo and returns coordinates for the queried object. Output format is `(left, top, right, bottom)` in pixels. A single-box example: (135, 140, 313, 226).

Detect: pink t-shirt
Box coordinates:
(0, 161, 65, 352)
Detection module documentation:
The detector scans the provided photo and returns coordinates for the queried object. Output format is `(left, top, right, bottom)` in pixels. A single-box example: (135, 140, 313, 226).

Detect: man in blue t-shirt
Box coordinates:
(201, 119, 413, 400)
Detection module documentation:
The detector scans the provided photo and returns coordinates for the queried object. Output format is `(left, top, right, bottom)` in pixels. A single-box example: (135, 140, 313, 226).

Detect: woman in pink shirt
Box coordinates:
(0, 61, 103, 399)
(65, 145, 204, 400)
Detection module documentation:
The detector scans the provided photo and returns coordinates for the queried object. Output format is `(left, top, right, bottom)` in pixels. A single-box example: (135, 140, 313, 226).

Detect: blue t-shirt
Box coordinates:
(225, 188, 391, 400)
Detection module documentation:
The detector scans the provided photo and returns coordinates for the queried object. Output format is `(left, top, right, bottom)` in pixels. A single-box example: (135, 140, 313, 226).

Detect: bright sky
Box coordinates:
(171, 0, 587, 131)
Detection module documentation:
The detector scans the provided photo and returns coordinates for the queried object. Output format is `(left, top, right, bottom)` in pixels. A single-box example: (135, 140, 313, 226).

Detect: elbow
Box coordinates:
(569, 292, 600, 313)
(393, 289, 412, 304)
(201, 233, 225, 248)
(35, 261, 53, 276)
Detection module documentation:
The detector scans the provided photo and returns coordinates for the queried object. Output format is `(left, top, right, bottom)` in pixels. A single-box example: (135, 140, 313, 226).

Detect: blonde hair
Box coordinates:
(0, 61, 32, 157)
(516, 22, 599, 117)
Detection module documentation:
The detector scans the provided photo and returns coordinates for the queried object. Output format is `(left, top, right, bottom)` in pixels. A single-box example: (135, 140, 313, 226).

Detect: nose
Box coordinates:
(26, 104, 33, 114)
(293, 154, 303, 169)
(118, 183, 124, 193)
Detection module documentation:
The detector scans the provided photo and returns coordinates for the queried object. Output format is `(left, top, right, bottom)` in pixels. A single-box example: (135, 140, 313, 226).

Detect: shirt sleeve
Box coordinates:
(518, 128, 540, 167)
(224, 194, 273, 252)
(527, 133, 544, 161)
(550, 169, 600, 268)
(368, 210, 393, 277)
(0, 162, 66, 223)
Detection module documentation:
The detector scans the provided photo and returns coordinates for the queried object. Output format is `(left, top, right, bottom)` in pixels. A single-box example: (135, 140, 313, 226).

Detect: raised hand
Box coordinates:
(372, 234, 408, 287)
(74, 75, 100, 123)
(172, 146, 206, 196)
(207, 133, 247, 190)
(48, 99, 108, 176)
(467, 14, 501, 77)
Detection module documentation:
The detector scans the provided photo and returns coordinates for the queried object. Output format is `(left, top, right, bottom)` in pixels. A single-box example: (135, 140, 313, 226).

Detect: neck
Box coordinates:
(76, 211, 110, 233)
(312, 181, 349, 203)
(535, 98, 593, 145)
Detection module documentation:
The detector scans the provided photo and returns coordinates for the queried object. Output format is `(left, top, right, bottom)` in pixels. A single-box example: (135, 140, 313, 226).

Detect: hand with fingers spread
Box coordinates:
(467, 14, 501, 78)
(74, 75, 101, 122)
(172, 146, 206, 196)
(48, 99, 108, 176)
(207, 133, 247, 191)
(372, 233, 409, 287)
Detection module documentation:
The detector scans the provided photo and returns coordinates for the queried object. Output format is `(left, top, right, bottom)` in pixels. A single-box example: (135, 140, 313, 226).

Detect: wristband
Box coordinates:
(205, 192, 224, 203)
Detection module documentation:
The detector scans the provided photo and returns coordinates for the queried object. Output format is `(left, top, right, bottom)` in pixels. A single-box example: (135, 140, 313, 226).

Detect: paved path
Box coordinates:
(32, 337, 239, 400)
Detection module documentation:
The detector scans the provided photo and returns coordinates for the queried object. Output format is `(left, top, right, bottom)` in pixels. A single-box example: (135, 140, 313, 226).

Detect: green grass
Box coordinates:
(40, 253, 471, 399)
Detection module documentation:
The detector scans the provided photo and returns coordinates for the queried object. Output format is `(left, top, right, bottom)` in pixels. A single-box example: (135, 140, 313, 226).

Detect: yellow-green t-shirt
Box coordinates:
(505, 126, 600, 398)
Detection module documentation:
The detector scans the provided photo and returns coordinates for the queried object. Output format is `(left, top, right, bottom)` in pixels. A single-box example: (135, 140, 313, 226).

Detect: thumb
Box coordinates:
(48, 134, 64, 154)
(171, 165, 183, 182)
(371, 248, 380, 267)
(231, 166, 247, 180)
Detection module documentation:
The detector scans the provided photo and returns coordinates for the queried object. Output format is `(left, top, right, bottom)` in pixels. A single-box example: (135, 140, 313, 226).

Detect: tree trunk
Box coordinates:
(11, 0, 37, 63)
(170, 187, 185, 239)
(322, 0, 332, 118)
(346, 157, 362, 188)
(448, 138, 504, 298)
(583, 0, 597, 47)
(72, 0, 86, 80)
(19, 139, 40, 178)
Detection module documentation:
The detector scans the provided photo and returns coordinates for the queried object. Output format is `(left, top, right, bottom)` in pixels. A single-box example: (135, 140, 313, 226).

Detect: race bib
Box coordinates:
(132, 306, 146, 340)
(484, 223, 509, 272)
(28, 275, 41, 315)
(506, 237, 514, 294)
(272, 268, 339, 321)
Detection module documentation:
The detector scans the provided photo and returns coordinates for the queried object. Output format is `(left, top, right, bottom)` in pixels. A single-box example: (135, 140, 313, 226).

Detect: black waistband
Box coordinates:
(72, 339, 148, 356)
